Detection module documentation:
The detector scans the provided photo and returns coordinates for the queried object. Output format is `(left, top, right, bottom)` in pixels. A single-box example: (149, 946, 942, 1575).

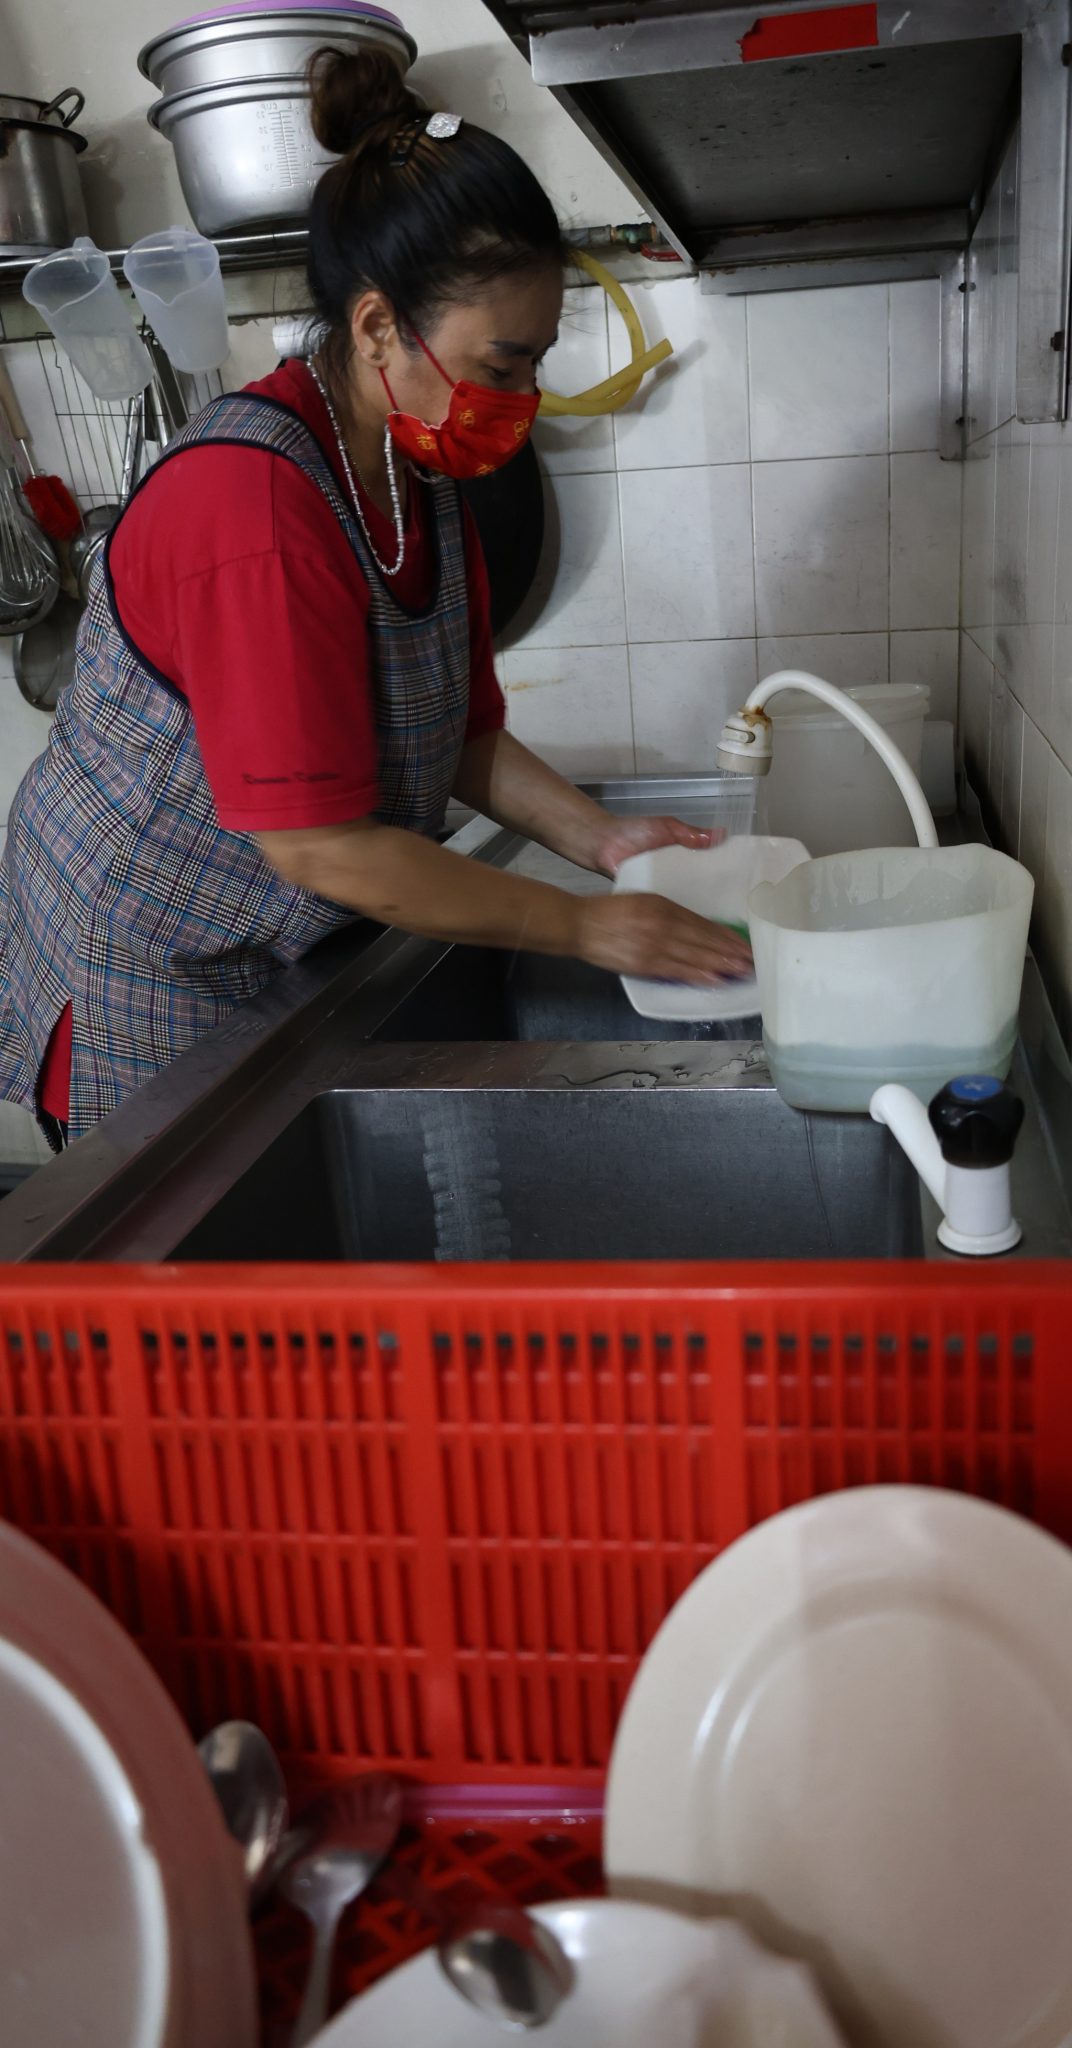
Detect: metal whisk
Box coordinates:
(0, 385, 58, 632)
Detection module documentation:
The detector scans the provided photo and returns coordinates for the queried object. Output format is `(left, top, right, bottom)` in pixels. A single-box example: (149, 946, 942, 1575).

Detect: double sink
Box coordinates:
(0, 786, 1068, 1263)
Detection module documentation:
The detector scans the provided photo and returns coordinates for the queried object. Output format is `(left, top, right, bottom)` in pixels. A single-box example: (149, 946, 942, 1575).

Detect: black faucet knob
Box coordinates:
(928, 1076, 1024, 1168)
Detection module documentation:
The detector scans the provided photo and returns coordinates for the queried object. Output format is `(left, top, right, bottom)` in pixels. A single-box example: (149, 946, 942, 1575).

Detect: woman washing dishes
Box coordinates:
(0, 48, 750, 1147)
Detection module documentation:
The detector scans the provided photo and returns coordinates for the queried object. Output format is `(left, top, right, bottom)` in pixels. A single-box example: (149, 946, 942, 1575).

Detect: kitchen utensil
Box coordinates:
(747, 842, 1034, 1110)
(198, 1719, 289, 1904)
(607, 1486, 1072, 2048)
(0, 88, 88, 255)
(756, 682, 930, 855)
(280, 1772, 404, 2046)
(14, 387, 147, 704)
(0, 353, 81, 539)
(139, 5, 416, 97)
(0, 400, 59, 627)
(140, 11, 414, 235)
(611, 835, 808, 1023)
(23, 237, 154, 401)
(14, 588, 85, 708)
(0, 1518, 257, 2048)
(313, 1900, 844, 2048)
(124, 226, 230, 373)
(382, 1869, 573, 2029)
(69, 502, 120, 600)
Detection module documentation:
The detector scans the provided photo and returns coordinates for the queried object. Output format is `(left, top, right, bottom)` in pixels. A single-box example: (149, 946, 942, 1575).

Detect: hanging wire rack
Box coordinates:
(33, 333, 225, 510)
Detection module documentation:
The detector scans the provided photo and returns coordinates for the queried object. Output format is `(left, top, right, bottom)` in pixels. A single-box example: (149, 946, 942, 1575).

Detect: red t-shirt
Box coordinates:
(39, 359, 503, 1118)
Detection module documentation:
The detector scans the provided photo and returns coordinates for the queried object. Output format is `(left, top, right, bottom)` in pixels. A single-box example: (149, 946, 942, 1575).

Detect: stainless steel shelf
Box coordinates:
(0, 225, 311, 291)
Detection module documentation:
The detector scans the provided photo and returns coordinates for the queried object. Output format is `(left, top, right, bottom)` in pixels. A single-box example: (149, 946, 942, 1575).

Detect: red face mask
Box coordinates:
(381, 329, 540, 479)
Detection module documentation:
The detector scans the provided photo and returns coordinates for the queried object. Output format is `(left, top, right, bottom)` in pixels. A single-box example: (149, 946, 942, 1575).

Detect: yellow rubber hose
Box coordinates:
(538, 248, 673, 417)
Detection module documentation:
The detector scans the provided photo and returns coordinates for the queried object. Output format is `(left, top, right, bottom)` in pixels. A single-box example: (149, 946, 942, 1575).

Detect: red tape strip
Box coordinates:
(739, 4, 880, 60)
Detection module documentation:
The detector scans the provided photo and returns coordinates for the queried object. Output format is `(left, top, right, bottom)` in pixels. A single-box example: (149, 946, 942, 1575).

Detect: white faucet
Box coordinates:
(716, 668, 939, 850)
(870, 1078, 1024, 1257)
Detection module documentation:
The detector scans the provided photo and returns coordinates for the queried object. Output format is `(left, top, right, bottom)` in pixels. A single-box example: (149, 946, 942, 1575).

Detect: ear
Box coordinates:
(349, 289, 398, 367)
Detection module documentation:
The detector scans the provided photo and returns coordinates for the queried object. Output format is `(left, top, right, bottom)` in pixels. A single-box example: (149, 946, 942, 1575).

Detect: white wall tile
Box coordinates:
(1020, 714, 1050, 891)
(960, 435, 998, 656)
(998, 688, 1024, 856)
(506, 471, 626, 651)
(890, 452, 962, 630)
(0, 649, 51, 824)
(757, 633, 888, 688)
(1038, 748, 1072, 1033)
(890, 630, 959, 722)
(1015, 428, 1062, 737)
(747, 286, 888, 461)
(502, 644, 634, 776)
(0, 1102, 51, 1168)
(609, 280, 749, 470)
(631, 639, 757, 772)
(959, 630, 994, 786)
(619, 464, 755, 642)
(753, 455, 889, 636)
(1050, 432, 1072, 772)
(889, 279, 941, 453)
(992, 424, 1031, 692)
(534, 285, 615, 477)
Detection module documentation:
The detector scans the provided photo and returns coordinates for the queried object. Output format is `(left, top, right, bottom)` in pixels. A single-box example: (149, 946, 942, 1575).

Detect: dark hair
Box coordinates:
(306, 46, 564, 366)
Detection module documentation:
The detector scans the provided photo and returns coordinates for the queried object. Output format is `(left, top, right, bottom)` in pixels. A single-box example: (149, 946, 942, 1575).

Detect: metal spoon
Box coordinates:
(430, 1891, 573, 2029)
(198, 1719, 289, 1906)
(280, 1772, 404, 2047)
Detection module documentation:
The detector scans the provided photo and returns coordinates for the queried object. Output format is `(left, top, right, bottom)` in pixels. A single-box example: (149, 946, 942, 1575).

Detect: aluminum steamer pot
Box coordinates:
(0, 89, 89, 255)
(148, 73, 338, 234)
(138, 4, 416, 94)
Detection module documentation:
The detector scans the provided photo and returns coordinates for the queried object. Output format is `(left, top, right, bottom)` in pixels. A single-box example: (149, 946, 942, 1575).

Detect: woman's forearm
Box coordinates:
(256, 816, 586, 955)
(453, 730, 611, 872)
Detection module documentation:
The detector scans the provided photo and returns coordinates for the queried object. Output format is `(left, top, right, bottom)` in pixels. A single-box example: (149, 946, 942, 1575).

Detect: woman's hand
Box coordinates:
(591, 816, 725, 879)
(575, 892, 753, 986)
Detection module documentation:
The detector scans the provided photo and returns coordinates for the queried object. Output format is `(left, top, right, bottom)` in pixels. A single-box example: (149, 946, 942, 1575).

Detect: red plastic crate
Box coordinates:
(3, 1260, 1071, 2022)
(2, 1261, 1070, 1788)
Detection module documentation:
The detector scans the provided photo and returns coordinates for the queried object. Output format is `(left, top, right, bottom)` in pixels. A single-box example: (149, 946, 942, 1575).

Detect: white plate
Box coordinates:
(0, 1520, 257, 2048)
(316, 1897, 843, 2048)
(611, 837, 809, 1022)
(606, 1487, 1072, 2048)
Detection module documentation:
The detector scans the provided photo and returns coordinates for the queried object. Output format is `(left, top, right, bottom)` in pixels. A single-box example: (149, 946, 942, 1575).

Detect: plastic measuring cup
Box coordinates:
(22, 239, 153, 401)
(123, 227, 229, 374)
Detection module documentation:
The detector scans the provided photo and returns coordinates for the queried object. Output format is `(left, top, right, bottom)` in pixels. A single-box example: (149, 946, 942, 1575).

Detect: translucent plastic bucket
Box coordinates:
(747, 845, 1034, 1112)
(757, 683, 930, 855)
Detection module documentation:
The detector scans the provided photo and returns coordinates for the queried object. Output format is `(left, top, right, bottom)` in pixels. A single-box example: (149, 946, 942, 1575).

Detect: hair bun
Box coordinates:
(307, 45, 419, 159)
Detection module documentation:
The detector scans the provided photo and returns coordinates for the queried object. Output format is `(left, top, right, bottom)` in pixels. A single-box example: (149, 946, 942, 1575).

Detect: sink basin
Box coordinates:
(173, 1081, 923, 1263)
(371, 947, 758, 1044)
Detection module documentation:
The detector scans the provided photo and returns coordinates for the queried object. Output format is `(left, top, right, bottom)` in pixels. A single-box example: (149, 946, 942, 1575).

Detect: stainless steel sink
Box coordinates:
(370, 946, 757, 1044)
(172, 1074, 923, 1262)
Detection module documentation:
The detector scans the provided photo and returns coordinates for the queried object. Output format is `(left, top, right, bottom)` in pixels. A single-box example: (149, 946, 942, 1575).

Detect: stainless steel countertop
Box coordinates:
(0, 780, 1069, 1263)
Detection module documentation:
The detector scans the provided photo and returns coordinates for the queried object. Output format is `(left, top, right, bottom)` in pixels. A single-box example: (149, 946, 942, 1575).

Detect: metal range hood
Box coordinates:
(480, 0, 1072, 430)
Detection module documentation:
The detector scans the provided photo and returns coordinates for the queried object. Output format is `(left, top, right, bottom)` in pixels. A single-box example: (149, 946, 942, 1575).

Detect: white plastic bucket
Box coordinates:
(757, 683, 930, 855)
(747, 845, 1034, 1112)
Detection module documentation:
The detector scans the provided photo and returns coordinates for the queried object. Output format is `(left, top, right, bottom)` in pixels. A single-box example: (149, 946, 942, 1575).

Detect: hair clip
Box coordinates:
(426, 111, 462, 141)
(389, 117, 426, 167)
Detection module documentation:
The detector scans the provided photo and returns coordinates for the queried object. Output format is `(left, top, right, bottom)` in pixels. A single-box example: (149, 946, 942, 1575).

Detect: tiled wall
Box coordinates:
(959, 125, 1072, 1041)
(503, 275, 961, 775)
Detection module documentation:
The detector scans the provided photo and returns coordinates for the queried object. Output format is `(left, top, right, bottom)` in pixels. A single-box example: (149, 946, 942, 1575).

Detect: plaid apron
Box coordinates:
(0, 392, 473, 1138)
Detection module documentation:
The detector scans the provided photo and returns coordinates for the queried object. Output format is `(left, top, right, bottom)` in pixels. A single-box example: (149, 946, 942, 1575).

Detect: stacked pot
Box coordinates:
(0, 90, 89, 256)
(139, 2, 417, 237)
